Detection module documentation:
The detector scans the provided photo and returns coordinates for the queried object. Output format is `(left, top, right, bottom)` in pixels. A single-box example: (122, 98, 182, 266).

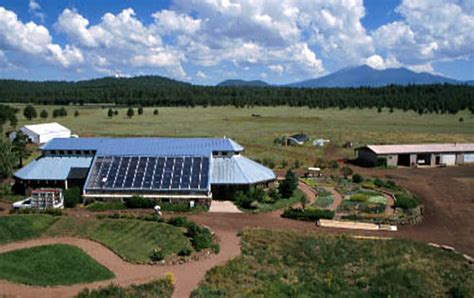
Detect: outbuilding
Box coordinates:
(355, 143, 474, 167)
(10, 122, 71, 144)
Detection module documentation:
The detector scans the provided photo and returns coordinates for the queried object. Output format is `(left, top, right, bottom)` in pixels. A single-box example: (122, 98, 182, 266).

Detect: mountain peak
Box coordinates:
(217, 79, 270, 87)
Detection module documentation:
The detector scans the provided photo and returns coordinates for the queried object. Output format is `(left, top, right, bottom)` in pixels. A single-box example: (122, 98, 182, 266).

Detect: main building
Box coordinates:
(14, 137, 276, 205)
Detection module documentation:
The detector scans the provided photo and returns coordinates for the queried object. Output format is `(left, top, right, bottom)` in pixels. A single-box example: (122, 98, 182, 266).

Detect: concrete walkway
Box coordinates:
(209, 200, 242, 213)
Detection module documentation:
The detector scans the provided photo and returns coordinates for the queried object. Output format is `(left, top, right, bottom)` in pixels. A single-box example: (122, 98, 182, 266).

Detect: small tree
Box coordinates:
(300, 194, 308, 210)
(341, 166, 353, 179)
(114, 110, 119, 116)
(153, 109, 159, 115)
(40, 109, 48, 119)
(127, 107, 134, 118)
(74, 110, 79, 117)
(12, 131, 31, 167)
(64, 186, 82, 208)
(0, 139, 16, 178)
(278, 169, 298, 198)
(108, 108, 114, 118)
(23, 105, 37, 120)
(352, 174, 363, 183)
(138, 106, 144, 115)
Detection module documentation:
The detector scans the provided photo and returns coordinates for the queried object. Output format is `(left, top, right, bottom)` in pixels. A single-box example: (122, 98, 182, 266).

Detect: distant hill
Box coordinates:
(287, 65, 462, 88)
(217, 79, 270, 87)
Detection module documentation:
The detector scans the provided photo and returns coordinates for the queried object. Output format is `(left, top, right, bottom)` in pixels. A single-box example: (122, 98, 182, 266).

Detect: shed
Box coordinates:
(13, 123, 71, 144)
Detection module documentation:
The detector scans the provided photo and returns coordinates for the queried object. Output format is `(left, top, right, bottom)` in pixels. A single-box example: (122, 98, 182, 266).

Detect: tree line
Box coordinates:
(0, 77, 473, 114)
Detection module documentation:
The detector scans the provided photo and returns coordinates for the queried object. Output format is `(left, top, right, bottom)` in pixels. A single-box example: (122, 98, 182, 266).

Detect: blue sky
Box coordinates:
(0, 0, 473, 84)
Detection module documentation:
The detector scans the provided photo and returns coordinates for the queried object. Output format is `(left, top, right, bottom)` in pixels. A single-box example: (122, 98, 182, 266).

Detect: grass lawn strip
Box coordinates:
(0, 215, 57, 244)
(193, 229, 474, 297)
(0, 244, 114, 286)
(45, 216, 192, 263)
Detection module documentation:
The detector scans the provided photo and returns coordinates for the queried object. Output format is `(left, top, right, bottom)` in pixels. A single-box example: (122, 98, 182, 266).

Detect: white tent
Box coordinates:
(14, 122, 71, 144)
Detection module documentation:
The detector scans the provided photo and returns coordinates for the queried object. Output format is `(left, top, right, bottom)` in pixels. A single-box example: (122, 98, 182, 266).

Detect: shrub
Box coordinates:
(282, 208, 335, 221)
(352, 174, 363, 183)
(341, 166, 353, 178)
(150, 247, 165, 262)
(262, 157, 276, 169)
(395, 194, 420, 210)
(153, 109, 159, 115)
(349, 193, 369, 202)
(278, 170, 298, 198)
(167, 217, 215, 252)
(178, 247, 192, 256)
(328, 160, 339, 169)
(368, 196, 388, 205)
(64, 187, 82, 208)
(167, 216, 188, 227)
(124, 196, 155, 209)
(374, 178, 384, 188)
(362, 181, 375, 189)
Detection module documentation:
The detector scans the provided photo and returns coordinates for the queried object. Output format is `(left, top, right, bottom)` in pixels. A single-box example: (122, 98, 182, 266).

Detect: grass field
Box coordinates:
(45, 216, 193, 262)
(193, 229, 474, 297)
(0, 244, 114, 286)
(7, 104, 474, 165)
(0, 215, 57, 244)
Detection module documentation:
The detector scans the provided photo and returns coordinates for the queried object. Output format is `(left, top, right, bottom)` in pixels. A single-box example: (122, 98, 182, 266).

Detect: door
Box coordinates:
(441, 154, 456, 166)
(464, 153, 474, 164)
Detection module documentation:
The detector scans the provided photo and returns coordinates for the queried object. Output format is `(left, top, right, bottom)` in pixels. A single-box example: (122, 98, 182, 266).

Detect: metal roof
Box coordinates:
(362, 143, 474, 155)
(22, 122, 70, 135)
(41, 137, 244, 156)
(14, 156, 93, 180)
(211, 155, 276, 184)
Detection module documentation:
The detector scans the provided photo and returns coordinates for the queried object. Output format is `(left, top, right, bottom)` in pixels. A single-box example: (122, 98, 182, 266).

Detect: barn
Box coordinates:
(10, 122, 71, 144)
(14, 137, 276, 205)
(355, 143, 474, 167)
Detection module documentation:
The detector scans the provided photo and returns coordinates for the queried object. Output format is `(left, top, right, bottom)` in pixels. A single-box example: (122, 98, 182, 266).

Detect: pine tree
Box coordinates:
(12, 131, 31, 167)
(138, 106, 143, 115)
(23, 105, 37, 120)
(127, 107, 134, 118)
(108, 108, 114, 118)
(40, 109, 48, 119)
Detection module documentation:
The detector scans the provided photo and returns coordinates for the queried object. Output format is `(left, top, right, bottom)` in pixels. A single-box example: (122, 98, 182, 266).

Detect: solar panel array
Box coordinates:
(85, 156, 210, 192)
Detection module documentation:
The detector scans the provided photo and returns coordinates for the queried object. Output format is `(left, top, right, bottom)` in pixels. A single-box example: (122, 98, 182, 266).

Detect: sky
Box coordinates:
(0, 0, 473, 84)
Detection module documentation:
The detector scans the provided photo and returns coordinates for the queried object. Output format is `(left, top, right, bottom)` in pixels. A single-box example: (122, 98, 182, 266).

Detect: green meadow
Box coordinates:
(8, 104, 474, 164)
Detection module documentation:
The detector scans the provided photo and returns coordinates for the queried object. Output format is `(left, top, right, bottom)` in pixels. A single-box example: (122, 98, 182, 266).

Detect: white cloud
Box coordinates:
(152, 10, 201, 34)
(0, 6, 82, 67)
(372, 0, 474, 66)
(29, 0, 45, 22)
(196, 71, 207, 79)
(268, 64, 284, 74)
(55, 8, 188, 79)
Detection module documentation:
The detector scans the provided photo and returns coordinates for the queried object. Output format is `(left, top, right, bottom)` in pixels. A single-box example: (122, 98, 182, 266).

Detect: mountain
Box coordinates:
(287, 65, 462, 88)
(217, 79, 270, 87)
(466, 80, 474, 86)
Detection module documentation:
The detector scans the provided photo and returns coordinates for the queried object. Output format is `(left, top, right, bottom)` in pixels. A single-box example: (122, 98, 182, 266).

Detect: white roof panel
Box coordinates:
(366, 143, 474, 155)
(23, 122, 70, 135)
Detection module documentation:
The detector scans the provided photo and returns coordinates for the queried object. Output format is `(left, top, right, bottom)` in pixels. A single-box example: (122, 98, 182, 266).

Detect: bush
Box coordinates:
(349, 193, 369, 202)
(395, 194, 420, 210)
(352, 174, 363, 183)
(64, 187, 82, 208)
(328, 160, 339, 169)
(10, 208, 63, 216)
(282, 207, 335, 221)
(374, 178, 384, 188)
(262, 157, 276, 169)
(178, 247, 192, 256)
(150, 247, 165, 262)
(278, 170, 298, 198)
(167, 217, 215, 252)
(235, 187, 268, 209)
(362, 181, 375, 189)
(124, 196, 155, 209)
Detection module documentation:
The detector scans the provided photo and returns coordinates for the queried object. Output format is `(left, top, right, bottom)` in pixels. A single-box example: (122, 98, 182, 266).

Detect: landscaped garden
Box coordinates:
(192, 228, 474, 297)
(0, 244, 114, 286)
(0, 214, 218, 263)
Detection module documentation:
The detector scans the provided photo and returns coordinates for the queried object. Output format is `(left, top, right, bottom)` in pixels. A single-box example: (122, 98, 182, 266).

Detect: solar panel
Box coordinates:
(85, 155, 210, 193)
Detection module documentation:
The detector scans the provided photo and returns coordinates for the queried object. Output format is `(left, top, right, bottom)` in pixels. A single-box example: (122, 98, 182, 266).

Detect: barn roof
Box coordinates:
(361, 143, 474, 155)
(14, 156, 93, 180)
(22, 122, 70, 135)
(41, 137, 244, 156)
(211, 155, 276, 184)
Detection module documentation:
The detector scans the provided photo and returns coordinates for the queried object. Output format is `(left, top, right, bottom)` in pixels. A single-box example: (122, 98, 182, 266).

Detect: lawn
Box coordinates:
(193, 229, 474, 297)
(45, 216, 193, 262)
(0, 215, 57, 244)
(7, 105, 474, 165)
(0, 244, 114, 286)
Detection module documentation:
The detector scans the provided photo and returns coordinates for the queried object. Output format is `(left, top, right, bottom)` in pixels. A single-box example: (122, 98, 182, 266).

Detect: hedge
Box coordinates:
(395, 194, 420, 210)
(282, 208, 335, 221)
